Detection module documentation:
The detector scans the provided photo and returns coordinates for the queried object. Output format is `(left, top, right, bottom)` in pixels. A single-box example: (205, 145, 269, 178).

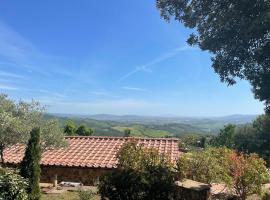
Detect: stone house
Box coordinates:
(3, 136, 182, 185)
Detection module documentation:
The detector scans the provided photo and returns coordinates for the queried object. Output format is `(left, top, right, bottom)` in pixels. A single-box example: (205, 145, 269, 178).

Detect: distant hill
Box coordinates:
(46, 113, 258, 138)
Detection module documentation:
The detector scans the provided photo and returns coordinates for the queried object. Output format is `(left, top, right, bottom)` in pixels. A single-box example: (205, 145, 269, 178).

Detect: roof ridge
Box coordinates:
(64, 136, 179, 141)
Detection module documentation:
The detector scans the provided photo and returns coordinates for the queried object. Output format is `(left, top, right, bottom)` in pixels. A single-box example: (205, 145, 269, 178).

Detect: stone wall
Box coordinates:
(174, 180, 210, 200)
(41, 166, 111, 186)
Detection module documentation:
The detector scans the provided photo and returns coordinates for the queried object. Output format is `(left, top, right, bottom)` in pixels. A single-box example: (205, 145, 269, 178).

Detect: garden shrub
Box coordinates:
(177, 148, 270, 200)
(78, 188, 95, 200)
(99, 142, 176, 200)
(263, 191, 270, 200)
(0, 167, 28, 200)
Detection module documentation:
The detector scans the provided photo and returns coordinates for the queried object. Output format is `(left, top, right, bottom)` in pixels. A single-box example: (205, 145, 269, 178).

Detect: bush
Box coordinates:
(177, 148, 270, 200)
(229, 153, 270, 200)
(78, 188, 95, 200)
(99, 142, 176, 200)
(0, 168, 28, 200)
(177, 148, 233, 184)
(263, 191, 270, 200)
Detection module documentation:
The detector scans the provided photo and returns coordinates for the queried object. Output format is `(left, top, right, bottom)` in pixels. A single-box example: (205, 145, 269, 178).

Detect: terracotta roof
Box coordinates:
(3, 136, 181, 169)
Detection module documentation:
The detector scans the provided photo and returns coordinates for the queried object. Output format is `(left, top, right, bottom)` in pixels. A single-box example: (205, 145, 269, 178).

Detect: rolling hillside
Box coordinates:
(45, 114, 258, 138)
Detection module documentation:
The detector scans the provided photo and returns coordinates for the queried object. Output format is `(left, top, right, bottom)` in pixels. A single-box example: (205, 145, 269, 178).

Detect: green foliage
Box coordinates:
(124, 128, 131, 137)
(77, 189, 95, 200)
(177, 148, 270, 200)
(180, 133, 209, 149)
(156, 0, 270, 112)
(76, 125, 93, 136)
(47, 113, 253, 138)
(64, 120, 77, 135)
(229, 153, 270, 200)
(20, 128, 41, 200)
(0, 94, 65, 162)
(113, 125, 170, 137)
(235, 114, 270, 166)
(212, 124, 236, 148)
(263, 191, 270, 200)
(63, 120, 94, 136)
(99, 142, 176, 200)
(0, 168, 28, 200)
(177, 148, 232, 184)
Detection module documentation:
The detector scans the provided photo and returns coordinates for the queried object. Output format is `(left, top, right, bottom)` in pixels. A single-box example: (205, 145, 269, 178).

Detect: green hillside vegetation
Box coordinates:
(44, 114, 258, 139)
(112, 125, 170, 137)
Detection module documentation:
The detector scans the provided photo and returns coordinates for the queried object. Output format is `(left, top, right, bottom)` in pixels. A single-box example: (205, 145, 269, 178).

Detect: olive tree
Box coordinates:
(0, 94, 65, 163)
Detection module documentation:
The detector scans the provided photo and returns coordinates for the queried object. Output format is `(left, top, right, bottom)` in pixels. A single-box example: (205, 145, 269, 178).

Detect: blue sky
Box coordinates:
(0, 0, 264, 116)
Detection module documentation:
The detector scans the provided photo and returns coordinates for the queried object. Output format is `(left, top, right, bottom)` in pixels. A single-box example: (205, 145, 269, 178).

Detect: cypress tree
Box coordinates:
(20, 127, 41, 200)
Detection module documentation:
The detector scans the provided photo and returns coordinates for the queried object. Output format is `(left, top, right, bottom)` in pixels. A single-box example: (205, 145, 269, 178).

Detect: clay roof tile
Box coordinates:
(3, 136, 182, 169)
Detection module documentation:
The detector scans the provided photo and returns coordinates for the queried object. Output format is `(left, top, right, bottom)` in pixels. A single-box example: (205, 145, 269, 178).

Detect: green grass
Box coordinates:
(112, 125, 170, 138)
(41, 191, 100, 200)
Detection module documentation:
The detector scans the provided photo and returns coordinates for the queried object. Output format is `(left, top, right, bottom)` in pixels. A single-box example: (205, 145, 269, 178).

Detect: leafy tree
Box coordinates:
(234, 124, 258, 152)
(177, 147, 232, 184)
(200, 136, 206, 148)
(0, 168, 28, 200)
(20, 128, 41, 200)
(177, 147, 270, 200)
(235, 114, 270, 165)
(180, 133, 209, 149)
(99, 142, 176, 200)
(76, 125, 93, 136)
(212, 124, 236, 148)
(0, 94, 65, 163)
(124, 128, 131, 137)
(228, 152, 270, 200)
(156, 0, 270, 112)
(64, 120, 77, 135)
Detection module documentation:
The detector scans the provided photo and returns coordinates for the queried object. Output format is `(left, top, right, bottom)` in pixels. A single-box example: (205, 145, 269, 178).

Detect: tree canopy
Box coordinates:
(63, 120, 77, 135)
(63, 120, 94, 136)
(234, 114, 270, 165)
(156, 0, 270, 112)
(0, 94, 65, 163)
(75, 124, 93, 136)
(212, 124, 236, 148)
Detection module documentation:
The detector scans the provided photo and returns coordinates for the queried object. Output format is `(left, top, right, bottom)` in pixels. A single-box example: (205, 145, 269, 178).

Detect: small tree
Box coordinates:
(64, 120, 77, 135)
(76, 125, 93, 136)
(124, 128, 131, 137)
(0, 94, 65, 164)
(99, 142, 175, 200)
(20, 128, 41, 200)
(229, 152, 270, 200)
(0, 168, 28, 200)
(212, 124, 236, 148)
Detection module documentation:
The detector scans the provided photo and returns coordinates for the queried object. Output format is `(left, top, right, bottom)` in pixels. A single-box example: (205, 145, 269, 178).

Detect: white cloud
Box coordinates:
(122, 86, 148, 92)
(0, 70, 25, 79)
(0, 84, 18, 90)
(0, 21, 75, 77)
(119, 45, 197, 81)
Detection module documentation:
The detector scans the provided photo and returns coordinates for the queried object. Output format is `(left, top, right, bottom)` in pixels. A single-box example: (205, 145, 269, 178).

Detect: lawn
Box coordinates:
(41, 191, 100, 200)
